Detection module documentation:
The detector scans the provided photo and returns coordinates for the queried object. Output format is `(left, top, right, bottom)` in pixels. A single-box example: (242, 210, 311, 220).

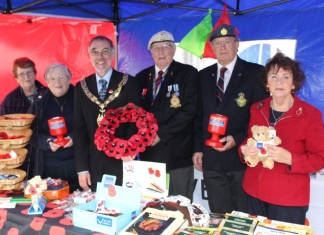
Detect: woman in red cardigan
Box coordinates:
(240, 53, 324, 224)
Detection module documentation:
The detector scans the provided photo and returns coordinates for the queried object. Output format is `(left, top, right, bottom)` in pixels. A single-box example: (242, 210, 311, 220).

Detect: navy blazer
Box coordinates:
(136, 60, 198, 171)
(194, 56, 269, 171)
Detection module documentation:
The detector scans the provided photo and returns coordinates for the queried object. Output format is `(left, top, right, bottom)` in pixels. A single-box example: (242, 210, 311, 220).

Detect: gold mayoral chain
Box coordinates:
(80, 74, 129, 126)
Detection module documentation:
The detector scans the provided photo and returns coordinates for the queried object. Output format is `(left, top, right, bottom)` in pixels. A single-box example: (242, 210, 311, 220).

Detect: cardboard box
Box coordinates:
(73, 175, 141, 234)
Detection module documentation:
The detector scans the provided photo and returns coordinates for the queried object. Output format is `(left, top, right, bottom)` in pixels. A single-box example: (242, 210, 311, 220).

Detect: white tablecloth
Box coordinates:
(306, 174, 324, 234)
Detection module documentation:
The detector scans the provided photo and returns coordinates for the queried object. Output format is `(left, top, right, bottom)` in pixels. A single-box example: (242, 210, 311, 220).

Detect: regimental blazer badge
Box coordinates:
(235, 92, 247, 107)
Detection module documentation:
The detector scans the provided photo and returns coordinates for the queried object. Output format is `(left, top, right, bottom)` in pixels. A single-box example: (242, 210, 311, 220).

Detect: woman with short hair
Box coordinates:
(0, 57, 46, 115)
(29, 63, 79, 192)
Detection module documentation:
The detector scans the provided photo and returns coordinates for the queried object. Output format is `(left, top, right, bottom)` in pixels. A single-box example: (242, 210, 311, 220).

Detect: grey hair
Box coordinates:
(88, 35, 115, 53)
(44, 63, 72, 81)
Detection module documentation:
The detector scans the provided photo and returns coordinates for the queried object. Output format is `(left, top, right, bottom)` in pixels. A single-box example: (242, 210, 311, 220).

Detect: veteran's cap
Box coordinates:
(209, 24, 237, 42)
(148, 30, 174, 50)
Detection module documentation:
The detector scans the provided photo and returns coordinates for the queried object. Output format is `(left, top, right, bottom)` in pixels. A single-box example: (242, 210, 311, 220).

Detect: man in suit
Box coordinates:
(74, 36, 140, 191)
(136, 30, 198, 200)
(192, 24, 268, 213)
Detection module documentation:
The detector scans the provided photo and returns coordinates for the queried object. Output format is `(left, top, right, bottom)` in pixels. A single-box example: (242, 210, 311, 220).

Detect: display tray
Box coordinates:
(0, 168, 26, 190)
(0, 128, 32, 149)
(0, 113, 35, 130)
(0, 148, 28, 169)
(25, 180, 70, 201)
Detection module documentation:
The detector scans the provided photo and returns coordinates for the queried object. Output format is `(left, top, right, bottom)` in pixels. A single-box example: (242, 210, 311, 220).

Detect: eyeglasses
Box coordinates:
(47, 76, 69, 83)
(17, 71, 34, 78)
(212, 39, 237, 48)
(150, 44, 174, 52)
(90, 48, 111, 56)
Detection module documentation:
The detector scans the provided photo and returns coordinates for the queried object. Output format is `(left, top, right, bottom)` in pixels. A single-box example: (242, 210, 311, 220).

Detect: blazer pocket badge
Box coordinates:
(235, 92, 247, 107)
(170, 94, 181, 108)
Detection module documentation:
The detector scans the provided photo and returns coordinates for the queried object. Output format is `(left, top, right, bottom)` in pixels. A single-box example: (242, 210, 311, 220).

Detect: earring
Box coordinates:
(291, 88, 295, 94)
(266, 87, 270, 93)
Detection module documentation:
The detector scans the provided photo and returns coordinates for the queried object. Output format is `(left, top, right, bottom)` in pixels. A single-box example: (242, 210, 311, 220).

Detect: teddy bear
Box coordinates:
(244, 125, 282, 169)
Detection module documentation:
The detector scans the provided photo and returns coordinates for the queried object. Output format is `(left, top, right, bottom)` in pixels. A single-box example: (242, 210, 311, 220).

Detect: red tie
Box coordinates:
(156, 70, 164, 93)
(217, 67, 227, 108)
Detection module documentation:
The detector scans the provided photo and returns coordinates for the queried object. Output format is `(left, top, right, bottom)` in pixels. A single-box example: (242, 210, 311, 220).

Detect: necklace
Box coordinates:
(54, 93, 68, 112)
(80, 74, 128, 126)
(271, 108, 285, 125)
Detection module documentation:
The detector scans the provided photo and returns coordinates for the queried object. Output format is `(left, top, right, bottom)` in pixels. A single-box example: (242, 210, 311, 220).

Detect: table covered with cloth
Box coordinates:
(0, 190, 107, 235)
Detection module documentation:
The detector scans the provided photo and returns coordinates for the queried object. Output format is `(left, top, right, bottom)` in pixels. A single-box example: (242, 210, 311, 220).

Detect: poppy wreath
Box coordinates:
(94, 103, 158, 159)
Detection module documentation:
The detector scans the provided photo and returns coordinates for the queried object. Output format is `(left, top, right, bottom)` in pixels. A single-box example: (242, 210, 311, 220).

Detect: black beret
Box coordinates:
(209, 24, 237, 42)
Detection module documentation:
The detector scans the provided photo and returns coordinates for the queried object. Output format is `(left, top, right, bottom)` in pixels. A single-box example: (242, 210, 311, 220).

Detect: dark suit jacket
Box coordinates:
(136, 60, 198, 171)
(74, 70, 140, 189)
(194, 56, 269, 172)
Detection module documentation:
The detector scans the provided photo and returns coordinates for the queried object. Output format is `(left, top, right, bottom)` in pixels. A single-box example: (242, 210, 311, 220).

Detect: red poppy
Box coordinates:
(155, 170, 161, 177)
(7, 228, 19, 235)
(46, 201, 59, 209)
(42, 209, 65, 218)
(116, 139, 128, 156)
(59, 218, 73, 226)
(21, 208, 29, 215)
(149, 123, 158, 133)
(127, 141, 139, 156)
(108, 185, 117, 197)
(49, 226, 66, 235)
(29, 187, 37, 195)
(126, 102, 136, 111)
(109, 118, 120, 129)
(0, 132, 9, 140)
(115, 107, 125, 117)
(137, 142, 146, 153)
(0, 209, 7, 229)
(30, 217, 47, 231)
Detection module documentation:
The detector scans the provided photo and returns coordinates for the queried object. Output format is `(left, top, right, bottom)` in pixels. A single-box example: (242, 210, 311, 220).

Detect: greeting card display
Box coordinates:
(205, 114, 228, 148)
(123, 161, 167, 210)
(48, 116, 69, 147)
(123, 161, 167, 197)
